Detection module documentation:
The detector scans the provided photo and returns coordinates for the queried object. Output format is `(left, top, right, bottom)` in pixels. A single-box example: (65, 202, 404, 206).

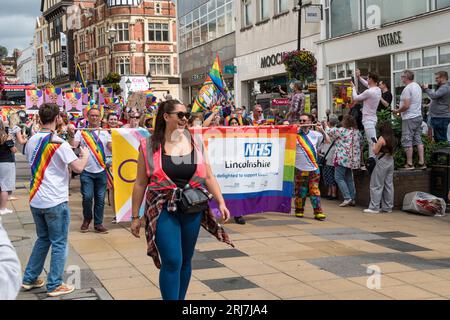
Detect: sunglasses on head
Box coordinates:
(168, 111, 191, 120)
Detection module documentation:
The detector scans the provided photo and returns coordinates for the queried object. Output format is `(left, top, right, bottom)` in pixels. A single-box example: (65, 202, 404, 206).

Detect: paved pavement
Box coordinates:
(3, 154, 450, 300)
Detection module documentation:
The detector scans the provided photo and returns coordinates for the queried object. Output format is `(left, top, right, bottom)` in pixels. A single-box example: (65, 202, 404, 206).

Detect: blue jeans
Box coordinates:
(23, 202, 70, 292)
(334, 165, 356, 201)
(155, 207, 202, 300)
(80, 170, 107, 226)
(431, 117, 450, 143)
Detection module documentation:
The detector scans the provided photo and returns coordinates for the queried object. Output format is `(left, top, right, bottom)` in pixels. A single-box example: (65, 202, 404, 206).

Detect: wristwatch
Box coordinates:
(131, 216, 140, 220)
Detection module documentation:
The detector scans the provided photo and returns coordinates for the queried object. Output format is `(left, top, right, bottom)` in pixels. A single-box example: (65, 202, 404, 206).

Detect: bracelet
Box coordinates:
(131, 216, 140, 220)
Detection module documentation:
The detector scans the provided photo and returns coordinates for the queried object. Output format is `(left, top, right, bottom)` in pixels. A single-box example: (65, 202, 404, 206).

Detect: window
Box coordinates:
(336, 64, 345, 78)
(201, 24, 208, 43)
(149, 56, 171, 75)
(439, 44, 450, 64)
(98, 59, 107, 80)
(423, 47, 437, 67)
(217, 14, 226, 36)
(98, 26, 106, 47)
(244, 0, 253, 26)
(329, 66, 337, 80)
(277, 0, 289, 13)
(116, 57, 130, 75)
(437, 0, 450, 9)
(330, 0, 359, 37)
(208, 17, 216, 40)
(79, 34, 86, 52)
(149, 23, 169, 42)
(115, 23, 129, 42)
(155, 2, 162, 14)
(394, 53, 407, 71)
(365, 0, 427, 25)
(260, 0, 270, 20)
(408, 50, 422, 68)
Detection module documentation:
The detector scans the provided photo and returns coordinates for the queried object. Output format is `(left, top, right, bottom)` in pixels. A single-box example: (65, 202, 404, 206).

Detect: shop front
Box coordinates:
(234, 39, 319, 115)
(319, 8, 450, 116)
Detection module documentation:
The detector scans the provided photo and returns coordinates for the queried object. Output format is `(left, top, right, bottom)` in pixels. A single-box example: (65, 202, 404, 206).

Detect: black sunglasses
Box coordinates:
(168, 111, 191, 120)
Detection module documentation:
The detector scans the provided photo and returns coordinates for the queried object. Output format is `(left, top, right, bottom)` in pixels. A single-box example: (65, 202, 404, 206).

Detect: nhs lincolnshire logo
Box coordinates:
(244, 143, 273, 157)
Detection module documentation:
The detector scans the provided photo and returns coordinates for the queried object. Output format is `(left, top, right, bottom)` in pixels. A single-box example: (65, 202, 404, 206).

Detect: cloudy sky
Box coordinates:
(0, 1, 42, 54)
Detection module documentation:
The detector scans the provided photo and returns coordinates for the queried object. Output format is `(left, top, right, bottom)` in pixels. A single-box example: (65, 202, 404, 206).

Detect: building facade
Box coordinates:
(35, 16, 50, 86)
(72, 0, 180, 101)
(177, 0, 235, 104)
(234, 0, 321, 113)
(16, 44, 37, 84)
(40, 0, 96, 90)
(318, 0, 450, 117)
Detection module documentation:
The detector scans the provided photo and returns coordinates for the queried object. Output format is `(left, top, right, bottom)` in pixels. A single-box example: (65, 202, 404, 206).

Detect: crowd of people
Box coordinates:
(0, 68, 449, 300)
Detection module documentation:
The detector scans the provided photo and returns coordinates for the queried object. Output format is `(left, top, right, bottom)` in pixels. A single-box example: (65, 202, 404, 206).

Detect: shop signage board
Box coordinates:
(261, 52, 287, 68)
(224, 65, 237, 74)
(305, 5, 323, 23)
(377, 31, 403, 48)
(272, 98, 290, 106)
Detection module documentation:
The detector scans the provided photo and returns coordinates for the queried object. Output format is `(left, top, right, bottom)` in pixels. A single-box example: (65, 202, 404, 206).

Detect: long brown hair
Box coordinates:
(151, 100, 182, 152)
(0, 121, 8, 145)
(379, 121, 396, 154)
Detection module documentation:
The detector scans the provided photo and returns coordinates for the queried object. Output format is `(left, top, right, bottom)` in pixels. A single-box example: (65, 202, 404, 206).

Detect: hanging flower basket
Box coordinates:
(281, 50, 317, 83)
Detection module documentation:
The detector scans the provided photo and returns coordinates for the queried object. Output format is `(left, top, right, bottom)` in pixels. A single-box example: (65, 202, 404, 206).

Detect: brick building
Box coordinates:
(73, 0, 180, 101)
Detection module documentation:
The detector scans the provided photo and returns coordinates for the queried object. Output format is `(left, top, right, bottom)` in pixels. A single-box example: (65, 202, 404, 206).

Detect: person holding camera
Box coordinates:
(130, 100, 233, 300)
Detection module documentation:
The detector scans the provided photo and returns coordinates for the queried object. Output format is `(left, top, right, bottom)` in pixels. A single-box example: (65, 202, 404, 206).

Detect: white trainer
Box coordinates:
(363, 209, 381, 214)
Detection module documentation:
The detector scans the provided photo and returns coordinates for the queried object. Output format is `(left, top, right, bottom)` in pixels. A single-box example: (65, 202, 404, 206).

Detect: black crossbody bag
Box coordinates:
(177, 185, 211, 214)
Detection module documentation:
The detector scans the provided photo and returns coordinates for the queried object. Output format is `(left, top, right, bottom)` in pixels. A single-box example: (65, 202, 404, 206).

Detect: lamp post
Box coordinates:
(296, 0, 303, 51)
(107, 26, 117, 73)
(126, 77, 132, 100)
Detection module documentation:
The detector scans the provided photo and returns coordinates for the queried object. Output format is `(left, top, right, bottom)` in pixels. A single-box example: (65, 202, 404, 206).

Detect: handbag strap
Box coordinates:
(323, 139, 336, 162)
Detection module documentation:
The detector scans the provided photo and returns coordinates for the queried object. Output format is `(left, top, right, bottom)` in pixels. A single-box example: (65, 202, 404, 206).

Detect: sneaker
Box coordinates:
(111, 217, 117, 224)
(314, 213, 327, 221)
(363, 209, 380, 214)
(381, 209, 393, 213)
(22, 278, 46, 291)
(234, 216, 246, 225)
(0, 208, 13, 215)
(47, 283, 75, 297)
(339, 199, 353, 207)
(80, 219, 91, 233)
(94, 224, 109, 234)
(402, 164, 415, 171)
(295, 212, 304, 218)
(417, 163, 427, 170)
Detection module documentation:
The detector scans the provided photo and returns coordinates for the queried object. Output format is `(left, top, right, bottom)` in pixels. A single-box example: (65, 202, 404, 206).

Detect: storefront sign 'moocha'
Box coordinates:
(261, 52, 288, 69)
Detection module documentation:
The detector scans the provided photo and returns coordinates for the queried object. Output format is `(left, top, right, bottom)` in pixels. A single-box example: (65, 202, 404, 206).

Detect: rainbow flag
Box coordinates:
(29, 134, 62, 201)
(198, 125, 297, 216)
(296, 131, 319, 170)
(81, 130, 106, 169)
(208, 54, 227, 97)
(191, 75, 219, 113)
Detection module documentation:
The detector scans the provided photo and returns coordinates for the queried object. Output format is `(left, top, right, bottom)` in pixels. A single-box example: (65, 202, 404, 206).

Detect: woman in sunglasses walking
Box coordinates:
(130, 100, 233, 300)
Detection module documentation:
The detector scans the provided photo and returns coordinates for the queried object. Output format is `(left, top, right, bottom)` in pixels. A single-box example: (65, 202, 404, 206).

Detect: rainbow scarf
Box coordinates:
(29, 134, 62, 201)
(81, 130, 106, 169)
(296, 131, 319, 170)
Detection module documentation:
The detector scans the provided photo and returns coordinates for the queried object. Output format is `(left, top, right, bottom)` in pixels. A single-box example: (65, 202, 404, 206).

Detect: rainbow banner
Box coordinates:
(99, 87, 113, 106)
(74, 87, 89, 105)
(65, 92, 83, 114)
(25, 90, 44, 114)
(198, 125, 297, 216)
(44, 87, 63, 106)
(191, 76, 219, 113)
(112, 128, 150, 222)
(209, 54, 227, 97)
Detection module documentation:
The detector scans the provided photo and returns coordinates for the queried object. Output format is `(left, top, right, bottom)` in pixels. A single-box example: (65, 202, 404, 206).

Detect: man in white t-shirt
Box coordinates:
(393, 70, 425, 170)
(352, 70, 382, 160)
(69, 107, 112, 234)
(294, 114, 329, 221)
(22, 103, 88, 297)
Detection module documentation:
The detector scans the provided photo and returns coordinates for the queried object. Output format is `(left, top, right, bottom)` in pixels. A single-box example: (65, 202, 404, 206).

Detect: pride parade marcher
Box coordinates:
(294, 114, 328, 221)
(69, 105, 112, 234)
(22, 104, 89, 297)
(130, 100, 233, 300)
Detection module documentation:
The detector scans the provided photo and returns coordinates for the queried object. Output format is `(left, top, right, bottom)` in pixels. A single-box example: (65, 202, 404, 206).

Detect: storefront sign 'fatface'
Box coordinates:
(377, 31, 403, 48)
